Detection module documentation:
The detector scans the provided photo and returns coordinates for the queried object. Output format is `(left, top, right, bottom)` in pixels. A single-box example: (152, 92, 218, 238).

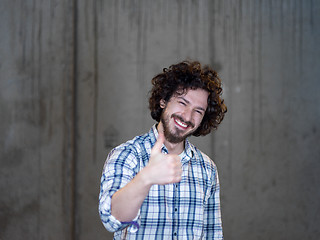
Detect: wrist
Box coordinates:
(138, 166, 154, 187)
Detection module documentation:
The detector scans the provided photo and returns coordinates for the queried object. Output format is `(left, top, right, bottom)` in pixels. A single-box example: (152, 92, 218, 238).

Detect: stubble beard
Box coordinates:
(160, 112, 195, 144)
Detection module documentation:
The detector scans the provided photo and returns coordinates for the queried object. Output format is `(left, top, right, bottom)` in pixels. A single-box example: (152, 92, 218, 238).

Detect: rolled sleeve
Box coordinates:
(99, 189, 140, 232)
(98, 146, 142, 233)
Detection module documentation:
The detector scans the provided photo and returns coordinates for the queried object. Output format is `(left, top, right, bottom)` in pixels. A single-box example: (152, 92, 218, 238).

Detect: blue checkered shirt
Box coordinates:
(99, 125, 223, 239)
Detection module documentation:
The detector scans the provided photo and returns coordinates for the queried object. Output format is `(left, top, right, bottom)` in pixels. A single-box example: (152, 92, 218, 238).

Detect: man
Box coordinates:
(99, 60, 227, 239)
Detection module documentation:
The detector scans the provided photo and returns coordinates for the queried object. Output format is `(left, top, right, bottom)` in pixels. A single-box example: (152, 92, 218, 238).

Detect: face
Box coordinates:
(160, 88, 209, 143)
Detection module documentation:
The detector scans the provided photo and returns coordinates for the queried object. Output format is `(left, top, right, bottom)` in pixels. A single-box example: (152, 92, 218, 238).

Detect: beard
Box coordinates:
(160, 112, 196, 144)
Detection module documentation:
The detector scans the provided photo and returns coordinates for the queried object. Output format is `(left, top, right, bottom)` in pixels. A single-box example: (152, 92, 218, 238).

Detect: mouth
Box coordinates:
(173, 116, 192, 130)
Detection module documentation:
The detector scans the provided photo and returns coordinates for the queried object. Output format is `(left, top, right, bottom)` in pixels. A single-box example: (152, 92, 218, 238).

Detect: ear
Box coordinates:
(160, 99, 166, 109)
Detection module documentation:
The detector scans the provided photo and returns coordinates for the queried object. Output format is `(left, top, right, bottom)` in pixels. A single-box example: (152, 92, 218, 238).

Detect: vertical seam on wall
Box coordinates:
(71, 0, 78, 239)
(93, 0, 99, 164)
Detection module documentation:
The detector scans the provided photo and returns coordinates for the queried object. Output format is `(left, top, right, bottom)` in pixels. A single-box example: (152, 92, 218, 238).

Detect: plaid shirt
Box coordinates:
(99, 125, 223, 239)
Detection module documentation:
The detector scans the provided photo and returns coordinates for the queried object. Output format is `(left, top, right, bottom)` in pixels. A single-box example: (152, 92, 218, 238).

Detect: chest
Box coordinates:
(145, 160, 213, 210)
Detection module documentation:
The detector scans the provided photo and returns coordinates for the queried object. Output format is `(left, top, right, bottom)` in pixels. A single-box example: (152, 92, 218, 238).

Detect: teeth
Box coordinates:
(175, 118, 188, 128)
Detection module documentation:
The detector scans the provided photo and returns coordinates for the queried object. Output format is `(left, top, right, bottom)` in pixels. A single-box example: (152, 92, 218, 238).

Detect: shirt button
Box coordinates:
(174, 232, 177, 236)
(175, 208, 178, 212)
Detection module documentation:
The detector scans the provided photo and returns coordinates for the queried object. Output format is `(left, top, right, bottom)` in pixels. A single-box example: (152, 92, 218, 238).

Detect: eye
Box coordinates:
(179, 101, 186, 106)
(195, 110, 203, 115)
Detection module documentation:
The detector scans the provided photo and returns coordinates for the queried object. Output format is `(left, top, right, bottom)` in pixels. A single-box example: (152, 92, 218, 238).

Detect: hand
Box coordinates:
(143, 132, 182, 185)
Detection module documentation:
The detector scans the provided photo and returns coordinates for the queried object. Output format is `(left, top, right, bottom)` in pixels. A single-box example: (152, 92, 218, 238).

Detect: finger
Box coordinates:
(151, 131, 165, 154)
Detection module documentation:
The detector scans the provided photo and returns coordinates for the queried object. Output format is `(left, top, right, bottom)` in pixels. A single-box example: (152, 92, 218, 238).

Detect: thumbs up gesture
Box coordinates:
(144, 132, 182, 185)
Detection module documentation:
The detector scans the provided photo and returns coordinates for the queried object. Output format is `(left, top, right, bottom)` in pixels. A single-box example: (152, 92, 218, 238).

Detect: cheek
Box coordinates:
(194, 115, 204, 127)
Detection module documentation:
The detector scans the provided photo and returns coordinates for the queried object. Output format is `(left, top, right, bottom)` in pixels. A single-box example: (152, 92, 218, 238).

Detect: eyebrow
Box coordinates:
(178, 96, 206, 112)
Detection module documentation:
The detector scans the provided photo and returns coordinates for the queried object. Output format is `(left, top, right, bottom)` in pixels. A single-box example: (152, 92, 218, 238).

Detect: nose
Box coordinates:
(181, 107, 193, 123)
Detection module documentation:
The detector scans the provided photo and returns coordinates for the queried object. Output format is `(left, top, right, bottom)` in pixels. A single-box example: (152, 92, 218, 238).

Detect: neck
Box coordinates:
(157, 122, 185, 155)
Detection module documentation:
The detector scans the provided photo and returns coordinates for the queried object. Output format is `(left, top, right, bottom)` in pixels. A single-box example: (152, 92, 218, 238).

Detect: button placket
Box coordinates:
(173, 183, 179, 238)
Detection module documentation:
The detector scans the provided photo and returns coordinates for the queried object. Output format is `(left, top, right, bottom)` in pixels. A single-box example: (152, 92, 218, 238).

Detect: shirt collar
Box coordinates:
(150, 124, 194, 163)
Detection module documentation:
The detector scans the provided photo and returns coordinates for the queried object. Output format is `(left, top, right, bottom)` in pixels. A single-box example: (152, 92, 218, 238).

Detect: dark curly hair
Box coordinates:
(149, 60, 227, 136)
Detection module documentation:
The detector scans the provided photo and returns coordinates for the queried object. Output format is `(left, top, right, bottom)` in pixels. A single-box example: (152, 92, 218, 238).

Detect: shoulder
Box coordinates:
(199, 150, 217, 170)
(106, 131, 152, 166)
(187, 141, 217, 167)
(188, 142, 218, 175)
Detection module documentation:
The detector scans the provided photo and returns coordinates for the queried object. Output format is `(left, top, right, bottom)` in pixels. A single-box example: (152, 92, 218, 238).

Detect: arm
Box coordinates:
(99, 147, 137, 232)
(110, 166, 152, 222)
(111, 132, 182, 222)
(99, 132, 182, 232)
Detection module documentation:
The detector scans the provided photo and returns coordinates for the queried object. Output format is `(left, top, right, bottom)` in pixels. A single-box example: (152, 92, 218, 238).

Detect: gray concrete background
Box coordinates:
(1, 0, 319, 240)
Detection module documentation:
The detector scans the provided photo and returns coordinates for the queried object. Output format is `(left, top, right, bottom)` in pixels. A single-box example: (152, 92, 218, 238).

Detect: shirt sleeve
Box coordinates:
(99, 146, 141, 233)
(204, 166, 224, 239)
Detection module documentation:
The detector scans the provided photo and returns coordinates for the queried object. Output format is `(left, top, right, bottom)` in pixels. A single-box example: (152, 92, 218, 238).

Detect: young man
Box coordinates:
(99, 61, 227, 239)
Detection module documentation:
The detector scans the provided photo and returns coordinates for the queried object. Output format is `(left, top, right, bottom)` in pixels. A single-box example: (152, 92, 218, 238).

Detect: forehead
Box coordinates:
(172, 88, 209, 109)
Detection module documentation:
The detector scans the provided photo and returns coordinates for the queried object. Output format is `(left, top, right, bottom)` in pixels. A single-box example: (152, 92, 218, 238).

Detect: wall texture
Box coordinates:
(1, 1, 319, 240)
(0, 1, 75, 240)
(211, 1, 320, 239)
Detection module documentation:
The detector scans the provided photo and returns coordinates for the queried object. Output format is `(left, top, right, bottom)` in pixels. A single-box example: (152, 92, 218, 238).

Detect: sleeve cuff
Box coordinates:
(100, 194, 141, 233)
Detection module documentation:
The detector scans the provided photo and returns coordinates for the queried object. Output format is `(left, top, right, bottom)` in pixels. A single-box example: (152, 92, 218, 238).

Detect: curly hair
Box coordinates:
(149, 60, 227, 136)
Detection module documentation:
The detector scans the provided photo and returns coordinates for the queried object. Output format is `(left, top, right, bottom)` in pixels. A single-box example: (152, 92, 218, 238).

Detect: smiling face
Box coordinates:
(160, 88, 209, 143)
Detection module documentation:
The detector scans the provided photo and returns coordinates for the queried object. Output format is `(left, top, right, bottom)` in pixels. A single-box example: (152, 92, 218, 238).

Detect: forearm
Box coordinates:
(111, 168, 152, 222)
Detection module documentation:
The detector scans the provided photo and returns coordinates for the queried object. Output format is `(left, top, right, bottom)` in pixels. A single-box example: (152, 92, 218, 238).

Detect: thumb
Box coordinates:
(152, 131, 165, 154)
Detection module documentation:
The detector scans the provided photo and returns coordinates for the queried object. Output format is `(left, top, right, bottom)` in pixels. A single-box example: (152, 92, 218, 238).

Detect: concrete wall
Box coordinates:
(0, 0, 75, 239)
(1, 1, 319, 240)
